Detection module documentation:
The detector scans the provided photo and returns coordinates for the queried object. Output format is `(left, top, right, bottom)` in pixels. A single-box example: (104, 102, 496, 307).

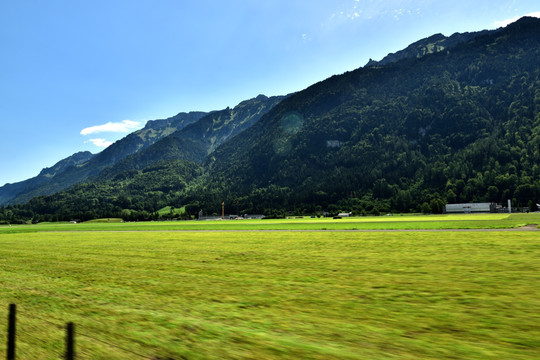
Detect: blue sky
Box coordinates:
(1, 1, 539, 186)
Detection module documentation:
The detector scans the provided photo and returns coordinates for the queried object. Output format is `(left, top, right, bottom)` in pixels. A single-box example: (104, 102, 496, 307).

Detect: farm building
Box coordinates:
(444, 203, 497, 214)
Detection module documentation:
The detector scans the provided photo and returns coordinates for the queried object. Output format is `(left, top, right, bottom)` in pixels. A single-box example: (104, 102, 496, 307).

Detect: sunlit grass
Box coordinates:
(85, 218, 124, 223)
(1, 213, 539, 234)
(0, 230, 539, 359)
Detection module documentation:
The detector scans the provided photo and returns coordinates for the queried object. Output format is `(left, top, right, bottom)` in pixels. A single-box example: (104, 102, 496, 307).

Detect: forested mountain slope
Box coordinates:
(97, 95, 285, 180)
(2, 17, 539, 222)
(2, 111, 206, 205)
(202, 17, 540, 214)
(0, 151, 94, 205)
(0, 95, 285, 221)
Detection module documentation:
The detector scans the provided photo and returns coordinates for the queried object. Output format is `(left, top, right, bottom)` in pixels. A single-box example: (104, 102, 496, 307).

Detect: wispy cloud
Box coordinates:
(86, 138, 113, 148)
(393, 8, 418, 20)
(329, 0, 422, 24)
(329, 0, 363, 22)
(494, 11, 540, 28)
(301, 33, 312, 42)
(80, 120, 142, 136)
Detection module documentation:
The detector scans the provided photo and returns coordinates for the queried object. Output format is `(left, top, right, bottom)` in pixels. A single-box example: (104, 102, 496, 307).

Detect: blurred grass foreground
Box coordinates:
(0, 214, 538, 359)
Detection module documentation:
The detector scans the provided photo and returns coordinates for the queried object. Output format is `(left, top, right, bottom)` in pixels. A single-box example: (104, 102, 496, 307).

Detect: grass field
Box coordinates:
(0, 214, 539, 359)
(1, 213, 539, 234)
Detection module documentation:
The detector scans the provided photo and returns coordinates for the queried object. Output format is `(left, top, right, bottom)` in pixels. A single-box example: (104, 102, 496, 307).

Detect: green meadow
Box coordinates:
(1, 213, 540, 234)
(0, 214, 539, 359)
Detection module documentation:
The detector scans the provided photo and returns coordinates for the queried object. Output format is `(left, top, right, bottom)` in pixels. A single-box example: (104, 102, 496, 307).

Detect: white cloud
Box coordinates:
(494, 12, 540, 28)
(80, 120, 142, 136)
(86, 138, 113, 148)
(301, 33, 312, 42)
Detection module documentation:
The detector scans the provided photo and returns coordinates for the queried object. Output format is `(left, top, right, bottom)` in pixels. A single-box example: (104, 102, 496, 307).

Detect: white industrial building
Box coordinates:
(444, 203, 497, 214)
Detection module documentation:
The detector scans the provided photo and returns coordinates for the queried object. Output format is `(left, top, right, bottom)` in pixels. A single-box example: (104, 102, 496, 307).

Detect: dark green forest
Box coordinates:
(1, 17, 540, 223)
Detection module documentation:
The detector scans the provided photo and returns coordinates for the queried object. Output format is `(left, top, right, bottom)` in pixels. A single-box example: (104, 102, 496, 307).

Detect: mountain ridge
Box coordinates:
(0, 151, 94, 205)
(0, 94, 285, 205)
(365, 28, 493, 67)
(2, 17, 540, 221)
(96, 94, 286, 181)
(0, 111, 207, 205)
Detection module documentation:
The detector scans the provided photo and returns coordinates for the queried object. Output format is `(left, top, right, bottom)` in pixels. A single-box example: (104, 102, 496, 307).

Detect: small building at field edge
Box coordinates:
(444, 203, 497, 214)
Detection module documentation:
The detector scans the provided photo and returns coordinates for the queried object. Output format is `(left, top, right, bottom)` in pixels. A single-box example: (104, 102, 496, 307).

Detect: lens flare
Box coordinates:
(280, 112, 303, 135)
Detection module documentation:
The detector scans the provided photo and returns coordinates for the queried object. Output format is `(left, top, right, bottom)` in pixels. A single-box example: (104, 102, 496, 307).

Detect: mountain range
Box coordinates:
(0, 96, 283, 205)
(2, 17, 539, 222)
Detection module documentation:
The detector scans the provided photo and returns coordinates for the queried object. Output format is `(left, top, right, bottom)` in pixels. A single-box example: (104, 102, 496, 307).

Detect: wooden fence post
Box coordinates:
(65, 322, 75, 360)
(6, 304, 16, 360)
